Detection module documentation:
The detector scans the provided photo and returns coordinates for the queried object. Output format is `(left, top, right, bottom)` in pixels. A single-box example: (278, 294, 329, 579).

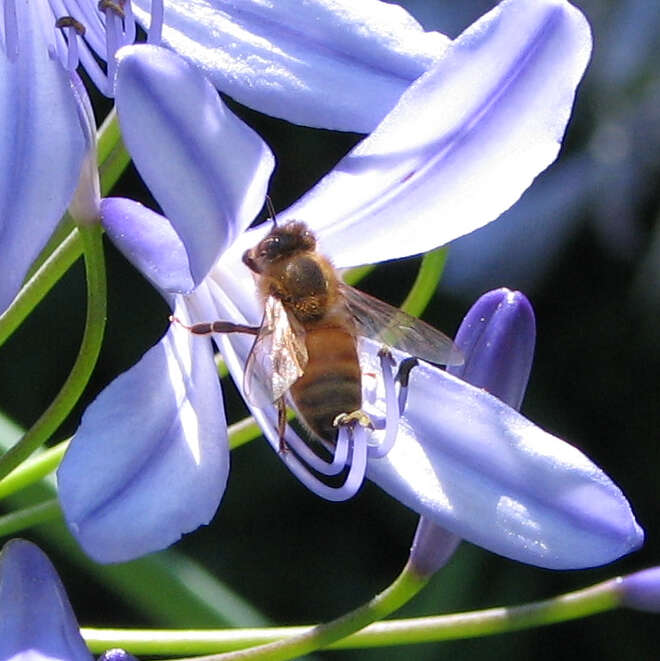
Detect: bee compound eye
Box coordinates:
(263, 236, 281, 259)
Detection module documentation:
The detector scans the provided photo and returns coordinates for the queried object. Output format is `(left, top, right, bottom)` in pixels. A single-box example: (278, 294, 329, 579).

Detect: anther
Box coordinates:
(396, 357, 418, 415)
(55, 16, 86, 36)
(98, 0, 126, 18)
(55, 16, 85, 71)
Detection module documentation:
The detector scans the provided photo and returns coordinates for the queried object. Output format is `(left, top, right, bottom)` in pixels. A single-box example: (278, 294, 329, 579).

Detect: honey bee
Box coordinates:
(178, 220, 462, 449)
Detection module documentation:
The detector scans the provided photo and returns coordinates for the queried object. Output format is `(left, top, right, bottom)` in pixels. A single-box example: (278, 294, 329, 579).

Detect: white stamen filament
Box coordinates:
(367, 349, 400, 458)
(63, 24, 80, 71)
(283, 424, 350, 477)
(279, 424, 368, 502)
(147, 0, 163, 44)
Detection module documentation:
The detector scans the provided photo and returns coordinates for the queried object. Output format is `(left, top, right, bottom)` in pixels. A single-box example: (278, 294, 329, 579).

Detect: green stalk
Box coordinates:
(399, 247, 448, 318)
(0, 498, 62, 537)
(0, 442, 67, 500)
(172, 562, 428, 661)
(0, 224, 107, 480)
(98, 109, 131, 195)
(0, 229, 82, 347)
(81, 577, 623, 656)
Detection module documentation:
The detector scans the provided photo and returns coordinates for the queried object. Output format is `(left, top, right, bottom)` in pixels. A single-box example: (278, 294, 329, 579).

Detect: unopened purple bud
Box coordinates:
(619, 567, 660, 613)
(98, 649, 140, 661)
(0, 539, 92, 660)
(410, 288, 536, 575)
(448, 288, 536, 410)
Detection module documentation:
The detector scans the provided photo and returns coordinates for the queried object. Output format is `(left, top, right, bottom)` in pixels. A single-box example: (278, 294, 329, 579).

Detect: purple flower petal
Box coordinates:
(0, 540, 92, 661)
(410, 288, 536, 575)
(282, 0, 592, 268)
(0, 1, 85, 312)
(365, 352, 643, 570)
(101, 197, 195, 294)
(58, 302, 228, 563)
(115, 44, 274, 286)
(131, 0, 449, 132)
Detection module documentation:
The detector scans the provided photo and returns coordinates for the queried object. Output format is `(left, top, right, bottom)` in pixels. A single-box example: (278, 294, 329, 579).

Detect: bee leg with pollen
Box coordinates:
(332, 410, 374, 430)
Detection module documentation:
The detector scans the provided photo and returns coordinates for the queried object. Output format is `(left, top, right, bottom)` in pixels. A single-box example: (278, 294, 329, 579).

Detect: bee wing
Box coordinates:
(340, 283, 463, 366)
(243, 296, 308, 407)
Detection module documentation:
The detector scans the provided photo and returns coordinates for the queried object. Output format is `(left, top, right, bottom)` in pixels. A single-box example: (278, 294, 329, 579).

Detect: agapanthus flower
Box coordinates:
(0, 539, 93, 661)
(58, 0, 643, 569)
(0, 539, 139, 661)
(0, 0, 450, 313)
(0, 0, 88, 312)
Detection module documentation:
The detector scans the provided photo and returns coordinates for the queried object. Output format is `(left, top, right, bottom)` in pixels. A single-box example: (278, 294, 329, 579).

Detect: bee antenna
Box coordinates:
(265, 195, 278, 228)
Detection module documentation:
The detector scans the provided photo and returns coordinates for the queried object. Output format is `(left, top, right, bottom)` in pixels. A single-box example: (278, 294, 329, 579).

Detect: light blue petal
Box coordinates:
(364, 349, 643, 570)
(131, 0, 449, 132)
(57, 301, 228, 563)
(282, 0, 592, 268)
(115, 44, 274, 286)
(0, 1, 85, 312)
(101, 197, 195, 294)
(0, 540, 92, 661)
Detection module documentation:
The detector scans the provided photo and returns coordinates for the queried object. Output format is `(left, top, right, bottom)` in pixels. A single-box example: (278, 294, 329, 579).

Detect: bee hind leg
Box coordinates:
(169, 316, 260, 336)
(332, 410, 374, 430)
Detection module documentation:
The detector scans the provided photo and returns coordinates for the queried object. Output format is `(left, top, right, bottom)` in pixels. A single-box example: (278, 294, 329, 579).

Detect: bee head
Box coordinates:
(243, 221, 316, 273)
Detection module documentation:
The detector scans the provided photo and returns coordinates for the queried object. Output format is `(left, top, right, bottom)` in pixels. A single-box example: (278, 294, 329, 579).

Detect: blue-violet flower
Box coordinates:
(0, 539, 93, 661)
(58, 0, 643, 570)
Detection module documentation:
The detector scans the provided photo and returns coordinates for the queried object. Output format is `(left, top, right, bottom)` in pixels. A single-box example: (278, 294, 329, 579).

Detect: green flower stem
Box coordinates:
(98, 109, 131, 196)
(0, 498, 61, 537)
(0, 229, 82, 347)
(0, 441, 67, 500)
(81, 576, 623, 656)
(173, 561, 429, 661)
(341, 264, 376, 287)
(399, 247, 448, 318)
(0, 224, 107, 481)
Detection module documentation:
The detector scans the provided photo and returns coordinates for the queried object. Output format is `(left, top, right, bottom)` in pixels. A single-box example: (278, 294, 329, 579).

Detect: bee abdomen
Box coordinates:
(290, 328, 361, 442)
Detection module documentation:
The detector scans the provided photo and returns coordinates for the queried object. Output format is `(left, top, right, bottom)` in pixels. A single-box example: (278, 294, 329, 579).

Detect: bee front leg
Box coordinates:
(170, 316, 260, 336)
(276, 397, 288, 453)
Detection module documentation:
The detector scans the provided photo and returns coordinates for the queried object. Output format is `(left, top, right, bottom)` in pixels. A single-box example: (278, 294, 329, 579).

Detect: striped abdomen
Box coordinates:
(290, 327, 361, 442)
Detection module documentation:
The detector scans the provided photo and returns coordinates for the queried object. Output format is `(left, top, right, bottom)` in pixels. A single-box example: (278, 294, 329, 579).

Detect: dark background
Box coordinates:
(0, 1, 658, 659)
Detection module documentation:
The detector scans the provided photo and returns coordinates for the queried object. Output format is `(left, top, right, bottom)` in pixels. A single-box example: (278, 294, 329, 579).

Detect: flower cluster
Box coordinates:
(0, 0, 652, 656)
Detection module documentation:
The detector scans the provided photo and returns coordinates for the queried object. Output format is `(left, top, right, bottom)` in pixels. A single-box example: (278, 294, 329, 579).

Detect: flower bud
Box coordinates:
(410, 288, 536, 575)
(448, 287, 535, 410)
(619, 567, 660, 613)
